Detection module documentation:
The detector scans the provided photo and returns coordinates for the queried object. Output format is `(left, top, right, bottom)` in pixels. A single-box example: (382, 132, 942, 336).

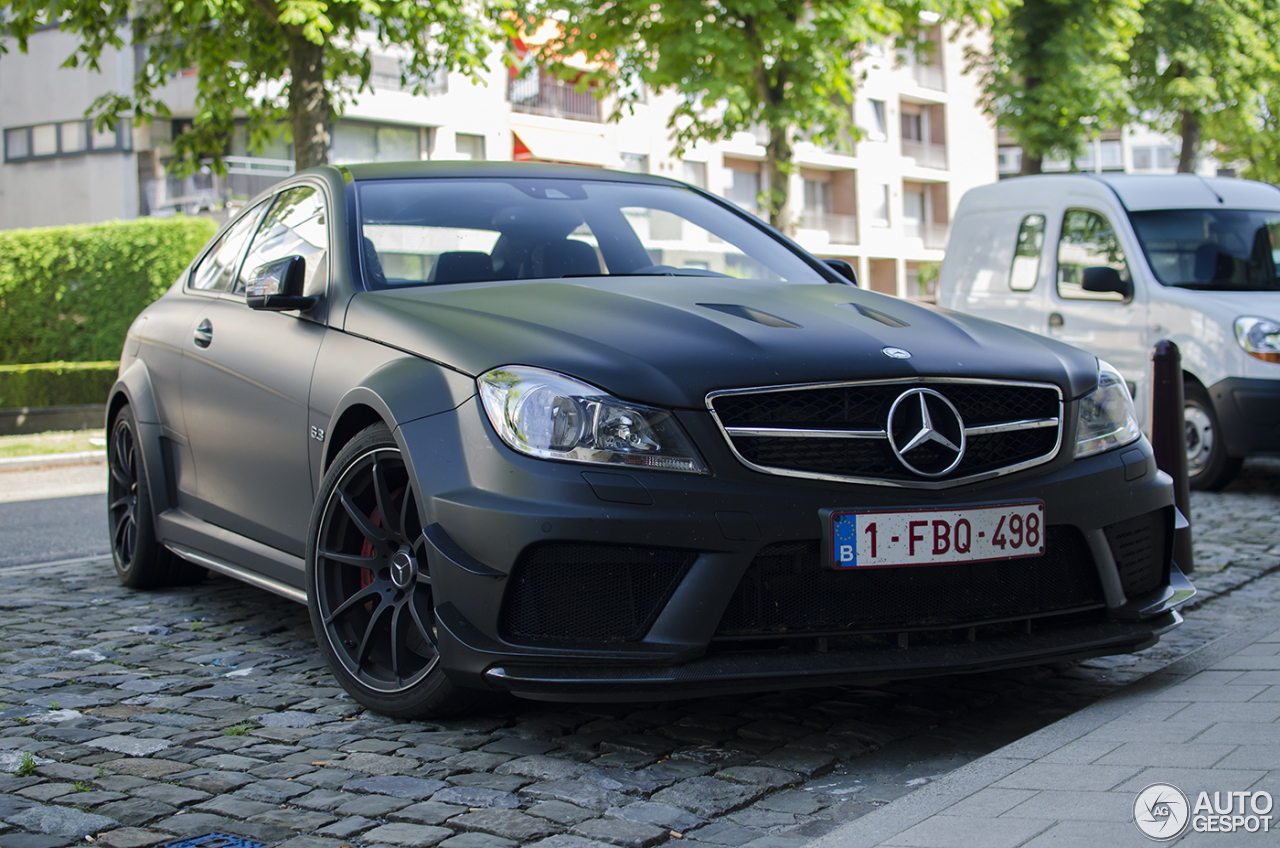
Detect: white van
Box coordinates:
(937, 174, 1280, 490)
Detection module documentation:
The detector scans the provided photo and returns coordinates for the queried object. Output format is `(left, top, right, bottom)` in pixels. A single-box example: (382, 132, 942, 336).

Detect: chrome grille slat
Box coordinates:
(707, 378, 1064, 490)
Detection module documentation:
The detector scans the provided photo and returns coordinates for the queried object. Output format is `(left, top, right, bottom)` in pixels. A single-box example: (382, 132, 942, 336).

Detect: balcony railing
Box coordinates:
(901, 139, 948, 170)
(141, 156, 293, 216)
(798, 211, 858, 245)
(510, 71, 602, 122)
(904, 219, 950, 249)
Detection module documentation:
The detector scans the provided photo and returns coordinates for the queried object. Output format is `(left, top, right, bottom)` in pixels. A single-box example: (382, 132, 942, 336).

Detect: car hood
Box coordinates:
(343, 278, 1101, 409)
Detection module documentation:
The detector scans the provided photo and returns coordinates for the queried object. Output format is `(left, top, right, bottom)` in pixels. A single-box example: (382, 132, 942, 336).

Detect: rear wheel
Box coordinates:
(1185, 382, 1242, 491)
(108, 405, 202, 587)
(306, 423, 480, 718)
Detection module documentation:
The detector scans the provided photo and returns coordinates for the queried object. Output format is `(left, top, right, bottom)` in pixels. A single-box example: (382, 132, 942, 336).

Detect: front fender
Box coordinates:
(107, 360, 174, 522)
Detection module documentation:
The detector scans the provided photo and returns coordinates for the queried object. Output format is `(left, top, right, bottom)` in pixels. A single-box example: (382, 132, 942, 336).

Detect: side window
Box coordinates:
(1009, 214, 1045, 291)
(237, 185, 330, 296)
(1057, 209, 1130, 301)
(188, 203, 269, 292)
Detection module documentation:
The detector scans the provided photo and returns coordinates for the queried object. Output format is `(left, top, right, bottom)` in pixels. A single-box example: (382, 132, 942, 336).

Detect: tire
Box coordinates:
(306, 423, 480, 718)
(108, 405, 204, 587)
(1184, 383, 1242, 491)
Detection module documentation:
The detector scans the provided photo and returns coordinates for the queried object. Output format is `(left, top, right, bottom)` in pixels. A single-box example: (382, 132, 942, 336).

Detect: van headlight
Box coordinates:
(1074, 360, 1141, 458)
(478, 366, 708, 473)
(1234, 316, 1280, 364)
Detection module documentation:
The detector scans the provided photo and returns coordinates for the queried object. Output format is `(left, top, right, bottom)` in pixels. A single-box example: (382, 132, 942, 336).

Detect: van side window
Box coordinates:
(1009, 214, 1045, 291)
(1057, 209, 1131, 301)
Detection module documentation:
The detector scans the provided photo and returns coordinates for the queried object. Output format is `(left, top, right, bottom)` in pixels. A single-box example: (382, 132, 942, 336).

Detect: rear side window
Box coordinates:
(239, 186, 330, 296)
(189, 202, 269, 292)
(1056, 209, 1130, 301)
(1009, 214, 1044, 291)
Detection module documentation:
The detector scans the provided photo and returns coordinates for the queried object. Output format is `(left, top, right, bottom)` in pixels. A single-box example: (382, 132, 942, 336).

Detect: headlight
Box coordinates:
(478, 366, 708, 473)
(1074, 360, 1141, 458)
(1234, 316, 1280, 364)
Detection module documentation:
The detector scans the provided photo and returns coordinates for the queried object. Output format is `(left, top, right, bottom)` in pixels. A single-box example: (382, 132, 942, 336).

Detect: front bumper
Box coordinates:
(397, 398, 1190, 701)
(1210, 377, 1280, 457)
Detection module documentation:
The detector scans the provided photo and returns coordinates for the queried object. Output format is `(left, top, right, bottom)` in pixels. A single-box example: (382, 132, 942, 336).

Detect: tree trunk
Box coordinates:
(1020, 153, 1044, 176)
(765, 122, 793, 234)
(288, 34, 331, 171)
(1178, 109, 1200, 173)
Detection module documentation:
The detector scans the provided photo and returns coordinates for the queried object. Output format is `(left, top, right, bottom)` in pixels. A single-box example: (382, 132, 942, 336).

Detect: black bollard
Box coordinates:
(1150, 340, 1194, 574)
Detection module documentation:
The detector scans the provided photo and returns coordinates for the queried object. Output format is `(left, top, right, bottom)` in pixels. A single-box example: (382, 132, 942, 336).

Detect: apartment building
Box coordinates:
(0, 21, 997, 300)
(997, 124, 1222, 179)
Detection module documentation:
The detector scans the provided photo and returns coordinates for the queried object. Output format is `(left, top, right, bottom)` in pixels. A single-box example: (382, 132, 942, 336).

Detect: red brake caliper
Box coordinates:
(358, 487, 406, 604)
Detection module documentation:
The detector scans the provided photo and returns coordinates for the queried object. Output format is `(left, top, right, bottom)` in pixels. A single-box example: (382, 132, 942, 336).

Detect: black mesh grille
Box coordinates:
(715, 526, 1103, 637)
(713, 382, 1060, 483)
(1106, 509, 1171, 598)
(501, 543, 696, 644)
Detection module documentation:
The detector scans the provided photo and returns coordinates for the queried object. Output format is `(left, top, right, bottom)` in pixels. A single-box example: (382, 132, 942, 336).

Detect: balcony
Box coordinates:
(510, 70, 602, 122)
(141, 156, 293, 216)
(901, 139, 948, 170)
(912, 60, 945, 92)
(904, 219, 950, 249)
(798, 211, 858, 245)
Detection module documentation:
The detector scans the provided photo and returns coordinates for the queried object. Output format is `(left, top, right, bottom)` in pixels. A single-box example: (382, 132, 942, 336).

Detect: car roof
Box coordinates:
(959, 173, 1280, 213)
(327, 160, 687, 188)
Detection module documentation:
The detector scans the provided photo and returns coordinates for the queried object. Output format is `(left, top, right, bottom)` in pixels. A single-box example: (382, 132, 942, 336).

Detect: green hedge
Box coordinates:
(0, 216, 218, 363)
(0, 361, 118, 409)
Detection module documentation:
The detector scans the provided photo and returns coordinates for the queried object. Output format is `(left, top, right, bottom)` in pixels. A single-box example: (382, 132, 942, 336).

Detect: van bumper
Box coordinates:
(1210, 377, 1280, 456)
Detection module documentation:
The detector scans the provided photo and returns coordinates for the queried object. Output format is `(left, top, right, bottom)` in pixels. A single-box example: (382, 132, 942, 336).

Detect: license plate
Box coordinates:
(826, 501, 1045, 569)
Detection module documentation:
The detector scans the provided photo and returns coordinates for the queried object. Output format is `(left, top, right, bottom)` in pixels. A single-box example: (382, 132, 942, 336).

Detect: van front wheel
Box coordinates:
(1185, 383, 1242, 491)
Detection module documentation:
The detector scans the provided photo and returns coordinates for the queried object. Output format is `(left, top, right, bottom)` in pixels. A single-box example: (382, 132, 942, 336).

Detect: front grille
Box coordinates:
(501, 543, 696, 644)
(715, 526, 1103, 637)
(710, 380, 1062, 486)
(1106, 508, 1171, 598)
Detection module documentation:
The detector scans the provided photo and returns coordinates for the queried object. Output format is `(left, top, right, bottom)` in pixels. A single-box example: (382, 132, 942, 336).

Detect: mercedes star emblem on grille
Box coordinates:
(881, 347, 912, 359)
(887, 388, 967, 477)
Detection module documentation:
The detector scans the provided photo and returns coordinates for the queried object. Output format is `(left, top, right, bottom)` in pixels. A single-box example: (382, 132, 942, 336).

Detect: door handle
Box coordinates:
(1049, 312, 1064, 328)
(194, 319, 213, 348)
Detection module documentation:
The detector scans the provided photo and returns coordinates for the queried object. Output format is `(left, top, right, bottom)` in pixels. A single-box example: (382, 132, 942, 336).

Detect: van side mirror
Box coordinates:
(246, 255, 317, 311)
(824, 258, 859, 286)
(1081, 266, 1133, 300)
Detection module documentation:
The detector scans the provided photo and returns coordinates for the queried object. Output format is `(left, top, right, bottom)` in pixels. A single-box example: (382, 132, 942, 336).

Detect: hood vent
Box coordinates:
(838, 302, 910, 328)
(698, 303, 801, 329)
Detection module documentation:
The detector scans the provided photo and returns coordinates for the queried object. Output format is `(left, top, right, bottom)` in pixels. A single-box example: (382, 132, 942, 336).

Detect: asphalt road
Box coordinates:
(0, 492, 109, 567)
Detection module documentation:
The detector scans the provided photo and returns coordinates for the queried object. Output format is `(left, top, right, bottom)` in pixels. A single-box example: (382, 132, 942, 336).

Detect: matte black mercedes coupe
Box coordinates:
(108, 162, 1194, 717)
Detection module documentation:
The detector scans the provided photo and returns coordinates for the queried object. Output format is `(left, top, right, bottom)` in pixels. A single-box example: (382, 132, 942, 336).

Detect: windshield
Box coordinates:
(356, 178, 828, 289)
(1129, 208, 1280, 291)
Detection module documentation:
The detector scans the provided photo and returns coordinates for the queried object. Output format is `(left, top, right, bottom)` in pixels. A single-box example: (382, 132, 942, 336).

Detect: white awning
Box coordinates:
(512, 125, 622, 169)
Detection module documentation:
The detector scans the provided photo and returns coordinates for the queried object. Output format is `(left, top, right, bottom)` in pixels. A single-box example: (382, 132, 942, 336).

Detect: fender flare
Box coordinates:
(106, 361, 174, 524)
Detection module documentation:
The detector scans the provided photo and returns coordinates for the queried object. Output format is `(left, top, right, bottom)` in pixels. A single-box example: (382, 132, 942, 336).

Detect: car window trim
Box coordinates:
(1054, 206, 1131, 304)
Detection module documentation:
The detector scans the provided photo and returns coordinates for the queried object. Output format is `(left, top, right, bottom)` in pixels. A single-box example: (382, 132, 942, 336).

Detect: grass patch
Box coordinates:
(221, 722, 255, 736)
(0, 428, 103, 459)
(16, 752, 37, 777)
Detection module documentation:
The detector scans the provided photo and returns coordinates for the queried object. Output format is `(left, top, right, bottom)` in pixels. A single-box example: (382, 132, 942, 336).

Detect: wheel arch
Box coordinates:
(106, 361, 174, 523)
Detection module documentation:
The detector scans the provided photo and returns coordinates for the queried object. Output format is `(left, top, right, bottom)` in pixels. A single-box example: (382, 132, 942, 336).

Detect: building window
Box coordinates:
(724, 158, 762, 214)
(455, 133, 486, 161)
(901, 110, 923, 142)
(998, 146, 1022, 175)
(370, 54, 448, 95)
(682, 160, 707, 188)
(804, 178, 832, 214)
(332, 121, 421, 165)
(3, 119, 129, 163)
(868, 100, 888, 141)
(620, 152, 649, 174)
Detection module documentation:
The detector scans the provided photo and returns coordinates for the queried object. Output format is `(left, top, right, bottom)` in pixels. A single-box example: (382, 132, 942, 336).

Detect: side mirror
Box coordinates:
(246, 255, 317, 311)
(1081, 265, 1133, 300)
(824, 258, 859, 286)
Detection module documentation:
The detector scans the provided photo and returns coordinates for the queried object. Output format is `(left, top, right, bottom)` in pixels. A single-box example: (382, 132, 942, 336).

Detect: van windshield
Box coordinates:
(1129, 209, 1280, 291)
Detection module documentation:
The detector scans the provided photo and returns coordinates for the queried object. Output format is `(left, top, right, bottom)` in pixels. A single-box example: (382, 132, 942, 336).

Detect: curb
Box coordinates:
(0, 450, 106, 471)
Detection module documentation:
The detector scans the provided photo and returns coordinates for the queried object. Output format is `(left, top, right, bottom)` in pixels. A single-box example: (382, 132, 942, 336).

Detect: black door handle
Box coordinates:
(194, 319, 213, 348)
(1049, 312, 1064, 328)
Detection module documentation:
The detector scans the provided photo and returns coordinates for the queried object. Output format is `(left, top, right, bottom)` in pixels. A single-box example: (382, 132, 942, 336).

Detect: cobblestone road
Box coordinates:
(1, 461, 1278, 848)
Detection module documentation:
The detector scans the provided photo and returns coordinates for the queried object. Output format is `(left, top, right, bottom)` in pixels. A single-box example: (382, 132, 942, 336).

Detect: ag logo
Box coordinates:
(1134, 783, 1190, 840)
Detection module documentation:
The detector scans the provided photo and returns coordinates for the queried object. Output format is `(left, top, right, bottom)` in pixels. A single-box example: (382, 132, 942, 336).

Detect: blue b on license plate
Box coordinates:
(827, 501, 1045, 569)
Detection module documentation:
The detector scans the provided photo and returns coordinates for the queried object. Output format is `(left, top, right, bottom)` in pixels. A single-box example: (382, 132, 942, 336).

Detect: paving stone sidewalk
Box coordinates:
(0, 460, 1278, 848)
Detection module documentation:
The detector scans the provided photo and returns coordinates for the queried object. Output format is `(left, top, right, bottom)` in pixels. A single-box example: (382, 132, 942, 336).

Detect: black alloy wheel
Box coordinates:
(108, 405, 197, 587)
(307, 424, 478, 717)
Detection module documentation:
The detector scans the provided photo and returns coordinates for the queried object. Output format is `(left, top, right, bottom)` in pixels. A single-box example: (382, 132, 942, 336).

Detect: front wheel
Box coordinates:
(305, 423, 480, 718)
(1185, 383, 1242, 491)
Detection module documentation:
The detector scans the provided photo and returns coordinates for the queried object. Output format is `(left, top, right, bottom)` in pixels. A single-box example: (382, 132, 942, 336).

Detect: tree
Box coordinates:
(0, 0, 507, 173)
(1128, 0, 1280, 173)
(530, 1, 1000, 234)
(971, 0, 1143, 175)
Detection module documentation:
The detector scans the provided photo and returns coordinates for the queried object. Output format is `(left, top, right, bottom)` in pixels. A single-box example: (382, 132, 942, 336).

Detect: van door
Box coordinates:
(1048, 207, 1149, 408)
